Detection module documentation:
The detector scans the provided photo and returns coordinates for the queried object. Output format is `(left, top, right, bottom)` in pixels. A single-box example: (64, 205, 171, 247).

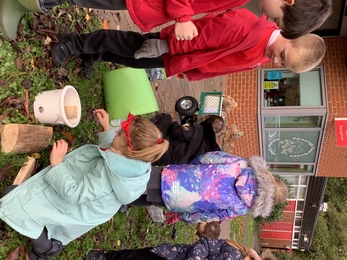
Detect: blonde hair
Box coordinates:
(224, 240, 255, 259)
(290, 34, 326, 73)
(261, 249, 277, 260)
(117, 117, 169, 162)
(266, 171, 288, 205)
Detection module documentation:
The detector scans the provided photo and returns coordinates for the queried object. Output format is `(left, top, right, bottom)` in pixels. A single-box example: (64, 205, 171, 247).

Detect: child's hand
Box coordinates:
(174, 21, 198, 41)
(94, 109, 111, 131)
(50, 140, 68, 166)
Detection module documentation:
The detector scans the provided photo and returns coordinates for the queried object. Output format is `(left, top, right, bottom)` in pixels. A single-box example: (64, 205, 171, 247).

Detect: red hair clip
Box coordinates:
(158, 137, 163, 144)
(121, 112, 135, 150)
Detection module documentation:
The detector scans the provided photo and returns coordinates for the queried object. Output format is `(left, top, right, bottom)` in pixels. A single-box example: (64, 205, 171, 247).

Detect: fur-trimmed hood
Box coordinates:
(247, 156, 275, 218)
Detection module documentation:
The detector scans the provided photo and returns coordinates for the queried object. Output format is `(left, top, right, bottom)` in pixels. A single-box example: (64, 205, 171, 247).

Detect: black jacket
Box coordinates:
(153, 114, 220, 166)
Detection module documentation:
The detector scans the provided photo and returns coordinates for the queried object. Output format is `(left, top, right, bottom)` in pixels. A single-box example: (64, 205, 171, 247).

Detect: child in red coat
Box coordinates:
(51, 9, 326, 81)
(0, 0, 332, 41)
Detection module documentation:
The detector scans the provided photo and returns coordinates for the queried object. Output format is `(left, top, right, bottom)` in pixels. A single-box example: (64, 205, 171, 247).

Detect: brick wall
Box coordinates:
(224, 37, 347, 177)
(317, 37, 347, 177)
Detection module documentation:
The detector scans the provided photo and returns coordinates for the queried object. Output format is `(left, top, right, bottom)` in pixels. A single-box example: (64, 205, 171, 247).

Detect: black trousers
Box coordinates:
(105, 248, 165, 260)
(64, 30, 165, 68)
(43, 0, 127, 10)
(130, 166, 165, 207)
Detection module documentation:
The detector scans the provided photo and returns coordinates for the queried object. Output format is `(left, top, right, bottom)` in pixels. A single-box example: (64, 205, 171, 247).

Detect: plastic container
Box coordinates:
(33, 85, 81, 128)
(103, 68, 159, 121)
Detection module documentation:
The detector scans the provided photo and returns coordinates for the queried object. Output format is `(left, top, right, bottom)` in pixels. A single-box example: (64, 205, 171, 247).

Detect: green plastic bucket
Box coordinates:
(103, 68, 159, 122)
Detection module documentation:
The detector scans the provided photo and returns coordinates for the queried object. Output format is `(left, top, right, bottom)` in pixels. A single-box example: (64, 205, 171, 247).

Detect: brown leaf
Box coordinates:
(0, 78, 8, 88)
(5, 245, 20, 260)
(15, 56, 25, 72)
(61, 130, 75, 144)
(22, 79, 32, 89)
(72, 67, 82, 75)
(116, 12, 121, 22)
(24, 90, 30, 116)
(0, 239, 8, 247)
(58, 67, 69, 77)
(19, 245, 27, 258)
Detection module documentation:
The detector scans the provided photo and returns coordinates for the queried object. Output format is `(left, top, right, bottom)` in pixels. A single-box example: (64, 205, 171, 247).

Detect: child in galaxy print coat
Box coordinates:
(130, 151, 288, 224)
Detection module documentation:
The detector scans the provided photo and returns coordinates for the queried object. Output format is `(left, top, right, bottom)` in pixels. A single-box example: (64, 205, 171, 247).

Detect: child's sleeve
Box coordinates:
(97, 128, 117, 148)
(190, 151, 244, 165)
(178, 208, 241, 223)
(165, 0, 194, 23)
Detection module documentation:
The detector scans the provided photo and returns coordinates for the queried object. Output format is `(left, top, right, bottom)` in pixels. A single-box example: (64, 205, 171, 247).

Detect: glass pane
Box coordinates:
(264, 116, 322, 128)
(265, 131, 319, 162)
(263, 69, 322, 107)
(297, 201, 305, 211)
(269, 164, 314, 174)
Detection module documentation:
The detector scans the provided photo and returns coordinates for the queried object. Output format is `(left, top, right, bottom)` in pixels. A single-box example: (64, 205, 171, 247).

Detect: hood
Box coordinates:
(102, 151, 151, 205)
(247, 156, 275, 218)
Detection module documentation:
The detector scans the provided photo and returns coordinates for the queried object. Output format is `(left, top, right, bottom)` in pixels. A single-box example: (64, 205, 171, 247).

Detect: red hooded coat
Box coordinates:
(126, 0, 248, 32)
(159, 9, 278, 81)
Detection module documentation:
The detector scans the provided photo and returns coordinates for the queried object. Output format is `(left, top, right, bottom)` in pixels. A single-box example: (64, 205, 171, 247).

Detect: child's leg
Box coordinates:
(130, 166, 165, 207)
(51, 30, 161, 67)
(80, 52, 164, 69)
(28, 229, 63, 260)
(43, 0, 127, 10)
(1, 185, 18, 197)
(105, 248, 165, 260)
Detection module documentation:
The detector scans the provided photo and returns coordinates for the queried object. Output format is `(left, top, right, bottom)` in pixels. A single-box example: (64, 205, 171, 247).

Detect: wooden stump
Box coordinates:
(1, 124, 53, 154)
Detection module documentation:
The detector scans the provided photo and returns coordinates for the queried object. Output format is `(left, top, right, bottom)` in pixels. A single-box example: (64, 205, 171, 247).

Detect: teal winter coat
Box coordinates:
(0, 129, 151, 245)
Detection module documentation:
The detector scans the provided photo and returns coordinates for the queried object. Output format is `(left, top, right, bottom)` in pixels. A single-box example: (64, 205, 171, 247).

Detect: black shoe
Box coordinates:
(86, 250, 107, 260)
(51, 34, 74, 67)
(118, 204, 130, 213)
(29, 239, 64, 259)
(82, 60, 93, 79)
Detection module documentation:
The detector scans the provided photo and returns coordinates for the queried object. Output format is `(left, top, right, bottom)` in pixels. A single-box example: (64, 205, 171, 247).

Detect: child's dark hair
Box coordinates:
(196, 221, 221, 239)
(281, 0, 332, 39)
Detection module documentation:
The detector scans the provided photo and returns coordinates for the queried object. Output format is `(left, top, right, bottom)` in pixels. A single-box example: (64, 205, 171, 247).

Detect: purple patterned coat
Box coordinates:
(161, 151, 259, 223)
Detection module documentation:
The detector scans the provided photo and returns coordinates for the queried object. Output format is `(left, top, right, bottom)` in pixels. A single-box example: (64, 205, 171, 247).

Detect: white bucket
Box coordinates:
(33, 85, 81, 128)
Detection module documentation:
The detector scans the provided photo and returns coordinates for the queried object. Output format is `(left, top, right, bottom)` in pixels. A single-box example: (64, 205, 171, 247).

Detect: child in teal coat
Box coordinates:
(0, 109, 169, 259)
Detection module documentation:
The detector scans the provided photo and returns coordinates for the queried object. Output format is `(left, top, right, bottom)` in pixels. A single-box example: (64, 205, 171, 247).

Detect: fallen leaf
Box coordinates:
(0, 78, 8, 88)
(19, 245, 27, 258)
(103, 19, 109, 30)
(58, 67, 69, 77)
(115, 12, 121, 22)
(0, 239, 8, 247)
(31, 153, 41, 159)
(44, 36, 52, 45)
(24, 89, 29, 116)
(85, 13, 90, 21)
(5, 245, 20, 260)
(22, 79, 32, 89)
(117, 240, 121, 246)
(116, 24, 120, 30)
(62, 130, 75, 144)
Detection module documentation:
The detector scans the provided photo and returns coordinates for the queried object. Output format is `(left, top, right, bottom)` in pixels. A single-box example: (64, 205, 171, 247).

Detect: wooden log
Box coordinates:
(13, 156, 36, 185)
(1, 124, 53, 154)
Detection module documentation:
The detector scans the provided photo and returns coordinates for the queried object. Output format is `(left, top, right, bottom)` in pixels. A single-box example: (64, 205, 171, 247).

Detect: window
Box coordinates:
(258, 67, 327, 176)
